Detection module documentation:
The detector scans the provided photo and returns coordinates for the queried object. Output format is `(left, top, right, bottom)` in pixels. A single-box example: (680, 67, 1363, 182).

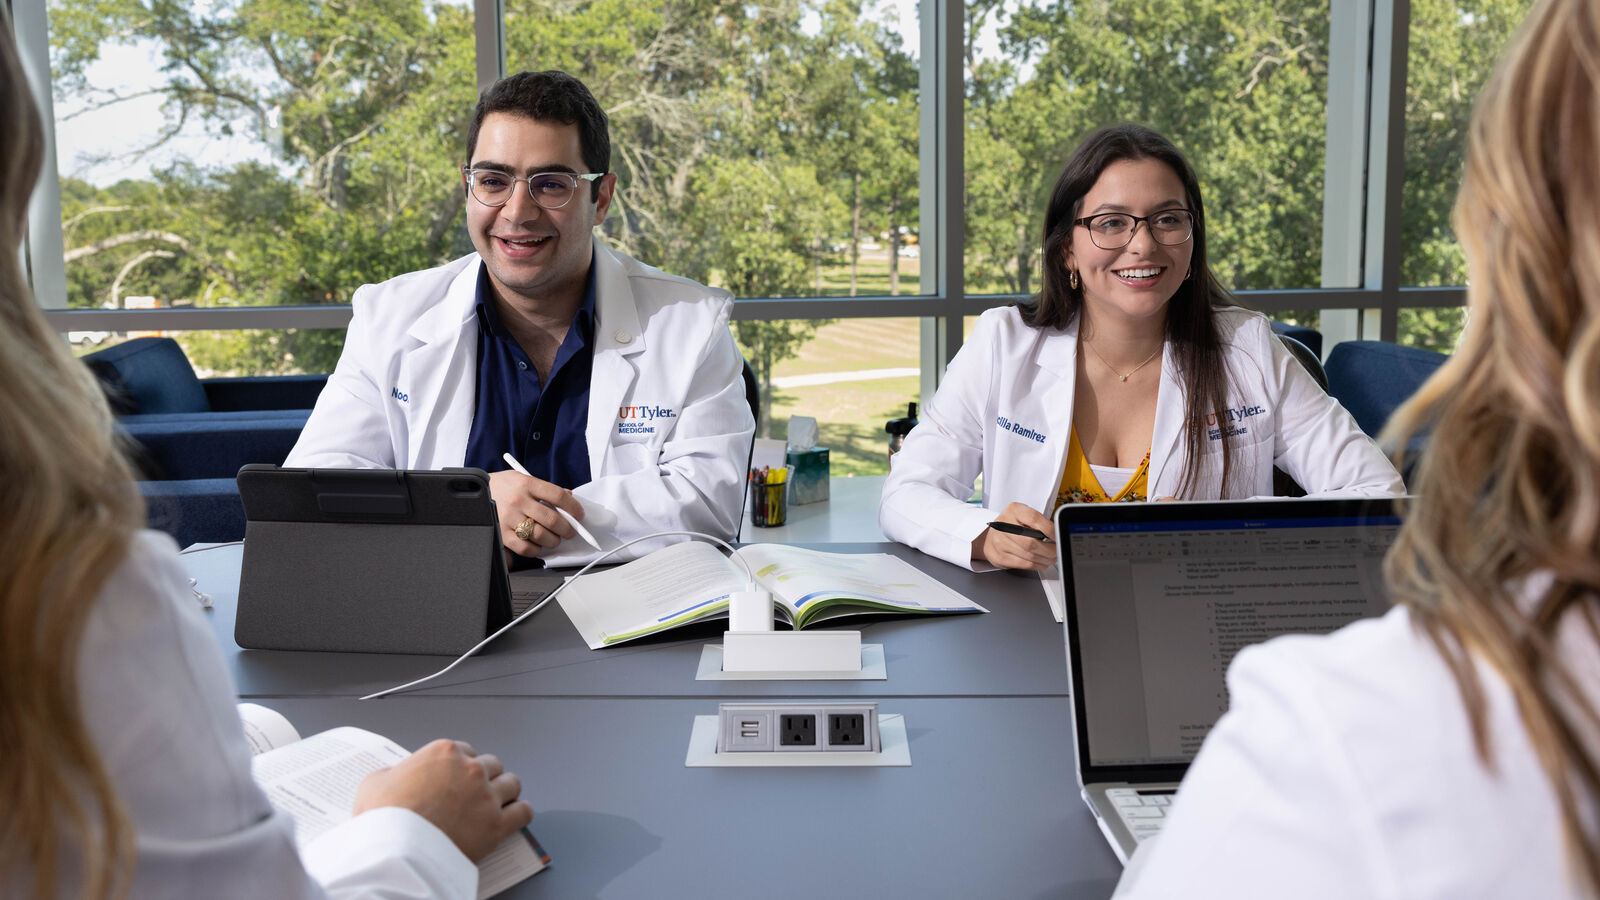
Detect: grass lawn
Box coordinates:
(814, 252, 920, 297)
(766, 374, 921, 477)
(754, 268, 1007, 477)
(768, 317, 920, 377)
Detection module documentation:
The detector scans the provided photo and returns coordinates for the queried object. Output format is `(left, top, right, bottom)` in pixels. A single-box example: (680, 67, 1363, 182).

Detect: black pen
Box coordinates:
(987, 521, 1053, 543)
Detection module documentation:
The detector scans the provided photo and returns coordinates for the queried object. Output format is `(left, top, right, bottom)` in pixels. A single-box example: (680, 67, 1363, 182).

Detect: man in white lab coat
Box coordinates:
(287, 71, 754, 567)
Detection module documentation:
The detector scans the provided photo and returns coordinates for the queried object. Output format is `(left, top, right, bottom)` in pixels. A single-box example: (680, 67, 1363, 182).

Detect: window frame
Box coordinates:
(21, 0, 1458, 382)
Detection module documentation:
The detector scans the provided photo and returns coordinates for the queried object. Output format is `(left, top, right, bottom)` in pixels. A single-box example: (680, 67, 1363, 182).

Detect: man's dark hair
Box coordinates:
(466, 70, 610, 200)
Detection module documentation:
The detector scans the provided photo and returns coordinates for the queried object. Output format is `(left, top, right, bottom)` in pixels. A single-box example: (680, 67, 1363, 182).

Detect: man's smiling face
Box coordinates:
(464, 112, 614, 311)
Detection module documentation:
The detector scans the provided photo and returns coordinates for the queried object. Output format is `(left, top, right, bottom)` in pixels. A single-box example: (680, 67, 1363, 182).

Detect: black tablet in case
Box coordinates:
(234, 465, 512, 655)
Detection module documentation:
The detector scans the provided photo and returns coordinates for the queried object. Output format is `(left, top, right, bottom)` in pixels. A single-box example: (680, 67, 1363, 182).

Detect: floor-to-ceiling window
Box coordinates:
(15, 0, 1541, 473)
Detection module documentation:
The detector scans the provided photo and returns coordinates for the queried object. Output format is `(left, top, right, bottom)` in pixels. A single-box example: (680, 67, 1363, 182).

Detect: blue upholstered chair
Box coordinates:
(1323, 340, 1449, 438)
(140, 479, 249, 549)
(82, 337, 326, 545)
(1269, 320, 1323, 359)
(82, 336, 327, 418)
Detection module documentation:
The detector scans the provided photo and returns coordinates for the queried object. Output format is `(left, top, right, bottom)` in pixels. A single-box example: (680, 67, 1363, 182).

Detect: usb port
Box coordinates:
(740, 720, 759, 728)
(740, 730, 760, 738)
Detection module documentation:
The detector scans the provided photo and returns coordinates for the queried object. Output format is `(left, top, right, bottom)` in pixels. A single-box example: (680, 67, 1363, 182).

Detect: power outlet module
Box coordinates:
(716, 702, 880, 753)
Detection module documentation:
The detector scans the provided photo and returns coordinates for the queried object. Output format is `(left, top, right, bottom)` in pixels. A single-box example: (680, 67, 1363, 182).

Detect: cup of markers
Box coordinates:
(749, 465, 791, 527)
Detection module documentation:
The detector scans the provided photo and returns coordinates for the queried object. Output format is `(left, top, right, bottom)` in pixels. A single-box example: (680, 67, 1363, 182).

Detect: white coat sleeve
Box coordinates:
(303, 808, 478, 900)
(878, 319, 998, 570)
(543, 306, 754, 567)
(287, 284, 400, 469)
(1268, 336, 1404, 497)
(1112, 642, 1391, 900)
(80, 532, 477, 900)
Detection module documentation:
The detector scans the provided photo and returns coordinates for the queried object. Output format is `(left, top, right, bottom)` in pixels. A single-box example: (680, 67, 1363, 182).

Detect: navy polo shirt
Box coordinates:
(463, 259, 595, 489)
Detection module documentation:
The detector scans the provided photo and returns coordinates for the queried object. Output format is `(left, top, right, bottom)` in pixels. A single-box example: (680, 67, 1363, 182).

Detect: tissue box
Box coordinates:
(786, 447, 830, 505)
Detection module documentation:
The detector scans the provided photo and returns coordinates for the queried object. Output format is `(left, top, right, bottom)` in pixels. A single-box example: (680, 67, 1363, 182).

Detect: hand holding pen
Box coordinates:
(490, 452, 596, 556)
(972, 502, 1056, 572)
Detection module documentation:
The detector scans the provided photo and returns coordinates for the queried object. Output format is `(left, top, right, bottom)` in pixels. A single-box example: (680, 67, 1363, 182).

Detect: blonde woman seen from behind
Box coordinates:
(1116, 0, 1600, 896)
(0, 21, 531, 900)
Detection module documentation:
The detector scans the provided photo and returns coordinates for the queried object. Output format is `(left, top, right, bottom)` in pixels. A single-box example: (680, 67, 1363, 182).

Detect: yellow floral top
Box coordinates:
(1055, 427, 1150, 506)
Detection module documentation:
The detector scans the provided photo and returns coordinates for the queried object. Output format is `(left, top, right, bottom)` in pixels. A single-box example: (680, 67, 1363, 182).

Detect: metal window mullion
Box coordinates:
(474, 0, 505, 95)
(14, 0, 70, 311)
(1367, 0, 1411, 343)
(43, 305, 356, 331)
(1320, 0, 1370, 292)
(1315, 0, 1373, 355)
(916, 0, 964, 402)
(939, 0, 964, 377)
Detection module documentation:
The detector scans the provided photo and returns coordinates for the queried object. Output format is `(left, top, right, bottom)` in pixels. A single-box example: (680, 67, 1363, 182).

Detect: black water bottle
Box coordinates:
(886, 402, 919, 462)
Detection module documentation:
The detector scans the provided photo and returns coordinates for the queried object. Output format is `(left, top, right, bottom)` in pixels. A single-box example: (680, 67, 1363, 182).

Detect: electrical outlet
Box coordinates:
(828, 713, 866, 746)
(716, 702, 880, 753)
(779, 713, 816, 747)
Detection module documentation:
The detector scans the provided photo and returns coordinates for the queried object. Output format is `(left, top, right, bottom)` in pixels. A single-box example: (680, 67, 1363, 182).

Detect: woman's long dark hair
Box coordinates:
(1023, 123, 1236, 497)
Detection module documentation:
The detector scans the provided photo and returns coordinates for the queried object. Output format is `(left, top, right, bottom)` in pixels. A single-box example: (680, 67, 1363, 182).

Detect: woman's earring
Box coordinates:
(1069, 268, 1080, 290)
(1185, 266, 1192, 280)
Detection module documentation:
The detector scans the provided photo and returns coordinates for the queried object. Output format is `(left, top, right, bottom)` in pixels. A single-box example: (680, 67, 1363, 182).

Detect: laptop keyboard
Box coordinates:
(1107, 787, 1175, 842)
(511, 589, 549, 616)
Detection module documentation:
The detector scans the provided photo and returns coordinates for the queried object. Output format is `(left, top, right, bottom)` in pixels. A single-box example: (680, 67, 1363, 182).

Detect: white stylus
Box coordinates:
(500, 452, 603, 551)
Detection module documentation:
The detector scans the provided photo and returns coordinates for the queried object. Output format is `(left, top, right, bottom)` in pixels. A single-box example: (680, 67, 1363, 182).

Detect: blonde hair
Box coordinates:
(1383, 0, 1600, 891)
(0, 20, 142, 900)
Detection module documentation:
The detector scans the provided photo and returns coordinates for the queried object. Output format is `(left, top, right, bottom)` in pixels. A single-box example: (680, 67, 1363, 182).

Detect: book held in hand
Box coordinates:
(557, 542, 986, 649)
(237, 703, 549, 898)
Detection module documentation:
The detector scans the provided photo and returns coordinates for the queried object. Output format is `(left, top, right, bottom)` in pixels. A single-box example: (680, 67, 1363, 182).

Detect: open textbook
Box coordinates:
(558, 541, 987, 649)
(237, 703, 549, 898)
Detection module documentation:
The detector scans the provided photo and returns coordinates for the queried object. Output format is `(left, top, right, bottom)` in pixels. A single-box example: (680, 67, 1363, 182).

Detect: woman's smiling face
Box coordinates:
(1065, 157, 1194, 330)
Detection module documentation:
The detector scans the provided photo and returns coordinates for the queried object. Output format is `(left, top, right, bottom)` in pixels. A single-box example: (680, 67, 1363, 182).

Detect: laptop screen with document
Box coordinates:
(1057, 498, 1400, 785)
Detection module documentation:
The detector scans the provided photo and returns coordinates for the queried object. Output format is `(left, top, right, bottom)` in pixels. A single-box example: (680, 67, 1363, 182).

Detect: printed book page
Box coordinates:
(560, 541, 988, 646)
(246, 719, 549, 898)
(558, 540, 749, 648)
(251, 726, 411, 845)
(734, 544, 987, 627)
(238, 702, 302, 755)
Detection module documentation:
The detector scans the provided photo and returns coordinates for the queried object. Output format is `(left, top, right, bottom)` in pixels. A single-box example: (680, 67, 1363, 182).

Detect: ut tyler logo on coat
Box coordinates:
(618, 405, 675, 435)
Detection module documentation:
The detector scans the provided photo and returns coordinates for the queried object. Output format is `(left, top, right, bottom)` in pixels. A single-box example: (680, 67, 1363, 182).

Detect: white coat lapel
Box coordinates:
(586, 240, 645, 471)
(399, 260, 480, 468)
(1027, 322, 1079, 514)
(1147, 346, 1186, 499)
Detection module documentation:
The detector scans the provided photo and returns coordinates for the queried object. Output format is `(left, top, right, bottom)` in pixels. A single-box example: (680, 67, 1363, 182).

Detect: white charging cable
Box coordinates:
(178, 541, 244, 607)
(359, 530, 756, 700)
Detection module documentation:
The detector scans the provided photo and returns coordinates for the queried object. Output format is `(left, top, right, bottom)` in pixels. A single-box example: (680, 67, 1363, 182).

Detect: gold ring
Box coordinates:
(515, 518, 536, 542)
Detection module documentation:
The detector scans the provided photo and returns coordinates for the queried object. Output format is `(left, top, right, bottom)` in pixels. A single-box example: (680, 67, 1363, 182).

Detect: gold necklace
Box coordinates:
(1084, 340, 1162, 383)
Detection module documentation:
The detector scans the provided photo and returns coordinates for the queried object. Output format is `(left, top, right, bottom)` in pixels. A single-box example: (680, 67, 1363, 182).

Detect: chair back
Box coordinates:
(1278, 334, 1329, 392)
(736, 359, 760, 540)
(82, 337, 209, 415)
(1272, 334, 1329, 497)
(1324, 340, 1449, 437)
(1269, 320, 1323, 358)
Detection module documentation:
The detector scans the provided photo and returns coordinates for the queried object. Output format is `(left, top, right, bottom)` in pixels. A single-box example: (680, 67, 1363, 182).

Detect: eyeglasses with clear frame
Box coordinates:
(461, 167, 605, 210)
(1072, 208, 1195, 250)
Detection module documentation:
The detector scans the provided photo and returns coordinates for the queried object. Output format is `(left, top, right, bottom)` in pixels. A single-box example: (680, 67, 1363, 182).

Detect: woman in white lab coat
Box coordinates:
(0, 28, 529, 899)
(880, 124, 1401, 572)
(1117, 1, 1600, 895)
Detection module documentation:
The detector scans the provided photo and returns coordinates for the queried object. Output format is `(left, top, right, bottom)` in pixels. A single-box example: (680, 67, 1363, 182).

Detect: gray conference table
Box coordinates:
(181, 540, 1122, 898)
(186, 542, 1073, 700)
(268, 695, 1119, 899)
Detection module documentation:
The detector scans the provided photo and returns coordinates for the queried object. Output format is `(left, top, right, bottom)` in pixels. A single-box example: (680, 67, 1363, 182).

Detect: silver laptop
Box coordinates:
(1053, 497, 1401, 863)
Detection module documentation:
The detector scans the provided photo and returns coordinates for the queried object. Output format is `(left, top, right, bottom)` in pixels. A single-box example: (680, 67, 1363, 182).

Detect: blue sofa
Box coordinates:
(83, 336, 326, 418)
(82, 337, 326, 546)
(1323, 340, 1449, 438)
